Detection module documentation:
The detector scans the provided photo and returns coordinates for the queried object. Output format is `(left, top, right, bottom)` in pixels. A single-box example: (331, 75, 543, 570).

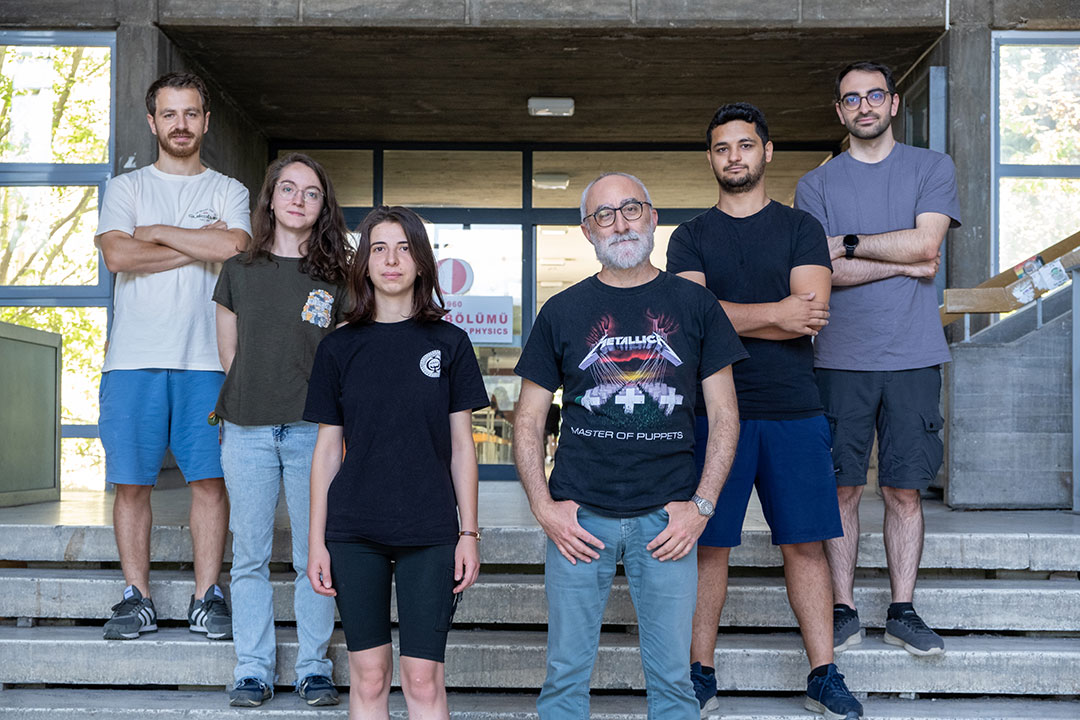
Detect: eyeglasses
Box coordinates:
(585, 200, 651, 228)
(839, 89, 890, 111)
(276, 181, 323, 204)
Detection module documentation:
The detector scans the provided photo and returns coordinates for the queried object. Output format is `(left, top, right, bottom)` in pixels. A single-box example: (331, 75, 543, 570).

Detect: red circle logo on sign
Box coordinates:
(437, 258, 474, 295)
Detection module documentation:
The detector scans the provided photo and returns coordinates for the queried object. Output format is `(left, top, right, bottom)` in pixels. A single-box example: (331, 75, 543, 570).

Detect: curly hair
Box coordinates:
(346, 205, 447, 325)
(245, 153, 353, 286)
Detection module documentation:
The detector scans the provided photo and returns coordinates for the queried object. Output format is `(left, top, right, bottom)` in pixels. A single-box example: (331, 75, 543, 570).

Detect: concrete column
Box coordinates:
(114, 12, 171, 176)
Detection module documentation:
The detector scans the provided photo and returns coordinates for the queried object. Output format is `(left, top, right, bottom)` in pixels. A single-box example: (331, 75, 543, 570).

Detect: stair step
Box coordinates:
(0, 689, 1076, 719)
(1, 626, 1077, 695)
(2, 568, 1077, 632)
(3, 521, 1078, 571)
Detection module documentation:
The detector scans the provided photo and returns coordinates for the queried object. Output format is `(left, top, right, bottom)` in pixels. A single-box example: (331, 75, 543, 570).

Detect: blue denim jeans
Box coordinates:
(537, 506, 699, 720)
(221, 421, 335, 686)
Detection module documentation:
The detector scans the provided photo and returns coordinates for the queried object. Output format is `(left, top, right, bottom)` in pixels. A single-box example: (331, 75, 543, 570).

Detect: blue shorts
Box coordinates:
(99, 369, 225, 486)
(696, 415, 842, 547)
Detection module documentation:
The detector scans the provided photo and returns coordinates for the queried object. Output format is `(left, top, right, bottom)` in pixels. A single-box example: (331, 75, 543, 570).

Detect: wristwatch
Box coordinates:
(690, 494, 715, 518)
(843, 234, 860, 259)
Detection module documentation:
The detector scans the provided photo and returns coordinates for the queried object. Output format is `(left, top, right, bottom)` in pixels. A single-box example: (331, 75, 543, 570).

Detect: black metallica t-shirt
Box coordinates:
(667, 201, 831, 420)
(515, 271, 747, 518)
(304, 318, 489, 546)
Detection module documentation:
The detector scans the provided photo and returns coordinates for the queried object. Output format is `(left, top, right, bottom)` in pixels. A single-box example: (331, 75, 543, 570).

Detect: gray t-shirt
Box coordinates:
(214, 253, 347, 425)
(794, 142, 961, 371)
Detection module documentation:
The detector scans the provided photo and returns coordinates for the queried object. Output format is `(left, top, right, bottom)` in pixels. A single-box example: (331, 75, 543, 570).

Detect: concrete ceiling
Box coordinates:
(164, 25, 941, 144)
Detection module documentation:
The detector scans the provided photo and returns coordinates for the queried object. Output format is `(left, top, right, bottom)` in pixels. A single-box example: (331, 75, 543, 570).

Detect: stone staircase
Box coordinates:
(0, 490, 1078, 717)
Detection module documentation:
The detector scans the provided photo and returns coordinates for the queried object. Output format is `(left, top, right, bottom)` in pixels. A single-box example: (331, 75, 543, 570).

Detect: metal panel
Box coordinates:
(0, 322, 61, 507)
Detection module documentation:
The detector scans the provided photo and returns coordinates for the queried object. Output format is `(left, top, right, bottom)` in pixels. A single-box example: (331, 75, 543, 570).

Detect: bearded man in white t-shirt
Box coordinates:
(95, 72, 251, 641)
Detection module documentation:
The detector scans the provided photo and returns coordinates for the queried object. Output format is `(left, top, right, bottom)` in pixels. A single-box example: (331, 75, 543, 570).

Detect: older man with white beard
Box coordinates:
(514, 172, 746, 719)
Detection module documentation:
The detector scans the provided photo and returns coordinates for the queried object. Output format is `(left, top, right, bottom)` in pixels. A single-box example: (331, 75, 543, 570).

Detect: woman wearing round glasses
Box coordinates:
(213, 152, 353, 708)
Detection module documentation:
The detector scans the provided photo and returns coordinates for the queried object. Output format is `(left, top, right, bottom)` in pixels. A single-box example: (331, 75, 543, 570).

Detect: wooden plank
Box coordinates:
(944, 288, 1023, 314)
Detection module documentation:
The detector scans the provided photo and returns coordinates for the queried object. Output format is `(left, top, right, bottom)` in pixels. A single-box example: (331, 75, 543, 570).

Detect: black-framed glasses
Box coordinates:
(839, 89, 890, 111)
(585, 200, 651, 228)
(276, 181, 324, 204)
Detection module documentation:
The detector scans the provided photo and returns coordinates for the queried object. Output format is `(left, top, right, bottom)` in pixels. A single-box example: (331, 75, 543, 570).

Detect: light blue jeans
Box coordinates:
(537, 506, 699, 720)
(221, 421, 335, 687)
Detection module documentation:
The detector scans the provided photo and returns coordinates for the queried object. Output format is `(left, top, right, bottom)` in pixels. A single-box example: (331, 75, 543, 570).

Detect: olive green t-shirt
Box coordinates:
(213, 253, 347, 425)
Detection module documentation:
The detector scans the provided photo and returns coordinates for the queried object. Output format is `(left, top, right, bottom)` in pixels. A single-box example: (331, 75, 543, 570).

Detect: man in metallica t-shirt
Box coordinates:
(514, 172, 746, 719)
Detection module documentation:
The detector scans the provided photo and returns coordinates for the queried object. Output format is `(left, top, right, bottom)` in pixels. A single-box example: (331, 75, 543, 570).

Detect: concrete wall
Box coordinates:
(947, 291, 1073, 509)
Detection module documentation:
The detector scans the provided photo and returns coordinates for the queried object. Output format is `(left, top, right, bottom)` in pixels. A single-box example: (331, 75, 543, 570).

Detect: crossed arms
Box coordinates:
(825, 212, 949, 287)
(96, 220, 247, 274)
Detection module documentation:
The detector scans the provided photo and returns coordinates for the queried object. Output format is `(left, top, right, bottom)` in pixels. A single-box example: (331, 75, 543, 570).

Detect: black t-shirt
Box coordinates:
(213, 253, 347, 425)
(667, 201, 831, 420)
(303, 318, 489, 546)
(515, 271, 747, 518)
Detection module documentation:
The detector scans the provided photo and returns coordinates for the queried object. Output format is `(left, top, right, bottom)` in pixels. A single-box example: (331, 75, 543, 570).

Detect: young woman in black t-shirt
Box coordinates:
(305, 206, 486, 720)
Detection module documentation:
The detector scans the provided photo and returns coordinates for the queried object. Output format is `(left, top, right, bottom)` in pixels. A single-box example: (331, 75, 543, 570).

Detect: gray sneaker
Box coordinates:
(188, 585, 232, 640)
(103, 585, 158, 640)
(884, 607, 945, 656)
(833, 605, 864, 653)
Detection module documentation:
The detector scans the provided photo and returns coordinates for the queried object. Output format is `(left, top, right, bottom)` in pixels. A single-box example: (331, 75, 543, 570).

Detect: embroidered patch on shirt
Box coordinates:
(301, 289, 334, 328)
(420, 350, 442, 378)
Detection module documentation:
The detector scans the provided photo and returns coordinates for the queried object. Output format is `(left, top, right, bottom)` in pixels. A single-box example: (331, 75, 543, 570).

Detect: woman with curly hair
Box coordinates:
(214, 153, 352, 708)
(305, 206, 487, 719)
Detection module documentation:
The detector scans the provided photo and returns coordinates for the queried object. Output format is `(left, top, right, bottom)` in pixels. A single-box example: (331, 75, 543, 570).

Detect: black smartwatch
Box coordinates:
(843, 234, 859, 259)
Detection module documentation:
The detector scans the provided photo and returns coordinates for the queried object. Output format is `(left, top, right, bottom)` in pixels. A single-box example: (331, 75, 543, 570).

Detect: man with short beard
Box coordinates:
(795, 61, 959, 660)
(514, 172, 745, 719)
(95, 72, 250, 641)
(668, 102, 863, 719)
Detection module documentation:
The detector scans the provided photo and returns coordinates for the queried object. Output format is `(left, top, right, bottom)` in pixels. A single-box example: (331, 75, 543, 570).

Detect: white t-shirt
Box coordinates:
(97, 164, 252, 372)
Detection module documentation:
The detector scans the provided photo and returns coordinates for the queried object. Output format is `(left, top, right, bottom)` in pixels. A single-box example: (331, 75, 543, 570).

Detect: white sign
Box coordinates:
(443, 295, 514, 344)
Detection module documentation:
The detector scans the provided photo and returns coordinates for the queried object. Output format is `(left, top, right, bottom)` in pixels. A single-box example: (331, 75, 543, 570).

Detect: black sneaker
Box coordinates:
(690, 661, 719, 716)
(229, 677, 272, 707)
(805, 664, 863, 720)
(833, 604, 863, 653)
(298, 674, 340, 706)
(103, 585, 157, 640)
(188, 584, 232, 640)
(884, 606, 945, 656)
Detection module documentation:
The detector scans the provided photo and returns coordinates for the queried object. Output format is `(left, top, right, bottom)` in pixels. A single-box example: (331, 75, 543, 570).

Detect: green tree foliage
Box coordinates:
(0, 44, 112, 488)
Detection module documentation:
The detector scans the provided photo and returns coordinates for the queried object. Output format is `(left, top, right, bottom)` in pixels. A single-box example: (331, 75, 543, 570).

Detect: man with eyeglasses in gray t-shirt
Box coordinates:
(795, 60, 961, 659)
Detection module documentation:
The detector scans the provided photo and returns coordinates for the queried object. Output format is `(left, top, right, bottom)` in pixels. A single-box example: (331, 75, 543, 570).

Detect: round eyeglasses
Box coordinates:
(585, 200, 651, 228)
(276, 181, 324, 204)
(839, 89, 890, 111)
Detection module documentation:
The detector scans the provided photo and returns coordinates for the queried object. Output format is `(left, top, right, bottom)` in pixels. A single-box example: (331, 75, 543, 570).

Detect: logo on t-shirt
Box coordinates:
(576, 313, 685, 419)
(419, 350, 442, 378)
(189, 208, 220, 224)
(302, 289, 334, 328)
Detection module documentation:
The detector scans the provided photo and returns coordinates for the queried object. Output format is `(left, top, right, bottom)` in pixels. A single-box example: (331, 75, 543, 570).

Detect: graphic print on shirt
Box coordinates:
(576, 311, 684, 426)
(189, 208, 220, 224)
(420, 349, 442, 378)
(301, 289, 334, 328)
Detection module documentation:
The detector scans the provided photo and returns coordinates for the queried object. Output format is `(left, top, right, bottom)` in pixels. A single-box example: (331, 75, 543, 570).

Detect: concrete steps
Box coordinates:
(1, 625, 1078, 695)
(1, 689, 1078, 719)
(3, 521, 1079, 570)
(3, 568, 1078, 631)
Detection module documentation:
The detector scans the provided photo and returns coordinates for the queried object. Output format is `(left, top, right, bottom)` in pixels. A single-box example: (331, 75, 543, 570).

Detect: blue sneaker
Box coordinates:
(229, 677, 272, 707)
(805, 664, 863, 720)
(298, 674, 340, 706)
(690, 661, 719, 716)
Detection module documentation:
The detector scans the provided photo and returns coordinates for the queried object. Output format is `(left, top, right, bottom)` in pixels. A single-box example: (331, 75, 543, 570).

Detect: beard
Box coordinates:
(591, 227, 655, 270)
(846, 111, 893, 140)
(715, 155, 766, 194)
(157, 129, 202, 159)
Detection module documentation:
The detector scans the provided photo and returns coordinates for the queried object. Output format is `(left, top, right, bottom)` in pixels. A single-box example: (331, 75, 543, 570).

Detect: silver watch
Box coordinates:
(691, 494, 715, 518)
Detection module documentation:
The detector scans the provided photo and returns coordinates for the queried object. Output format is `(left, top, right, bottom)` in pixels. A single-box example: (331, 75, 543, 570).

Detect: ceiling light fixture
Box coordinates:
(528, 97, 575, 117)
(532, 173, 571, 191)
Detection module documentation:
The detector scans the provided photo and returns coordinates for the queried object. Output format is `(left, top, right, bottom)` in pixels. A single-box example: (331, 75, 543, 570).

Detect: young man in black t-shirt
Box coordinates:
(515, 172, 745, 720)
(667, 103, 862, 720)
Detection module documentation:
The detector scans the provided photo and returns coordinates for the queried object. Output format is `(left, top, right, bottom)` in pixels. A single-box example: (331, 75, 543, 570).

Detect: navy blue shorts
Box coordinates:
(695, 415, 842, 547)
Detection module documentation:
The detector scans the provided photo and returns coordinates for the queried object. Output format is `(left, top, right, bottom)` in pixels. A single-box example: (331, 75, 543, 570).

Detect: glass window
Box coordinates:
(0, 185, 100, 286)
(998, 177, 1080, 269)
(385, 151, 522, 207)
(277, 149, 373, 207)
(0, 44, 112, 164)
(999, 44, 1080, 165)
(63, 437, 104, 491)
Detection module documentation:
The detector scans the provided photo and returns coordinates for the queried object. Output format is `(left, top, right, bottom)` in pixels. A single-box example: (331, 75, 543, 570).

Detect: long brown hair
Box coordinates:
(245, 152, 352, 285)
(346, 205, 447, 324)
